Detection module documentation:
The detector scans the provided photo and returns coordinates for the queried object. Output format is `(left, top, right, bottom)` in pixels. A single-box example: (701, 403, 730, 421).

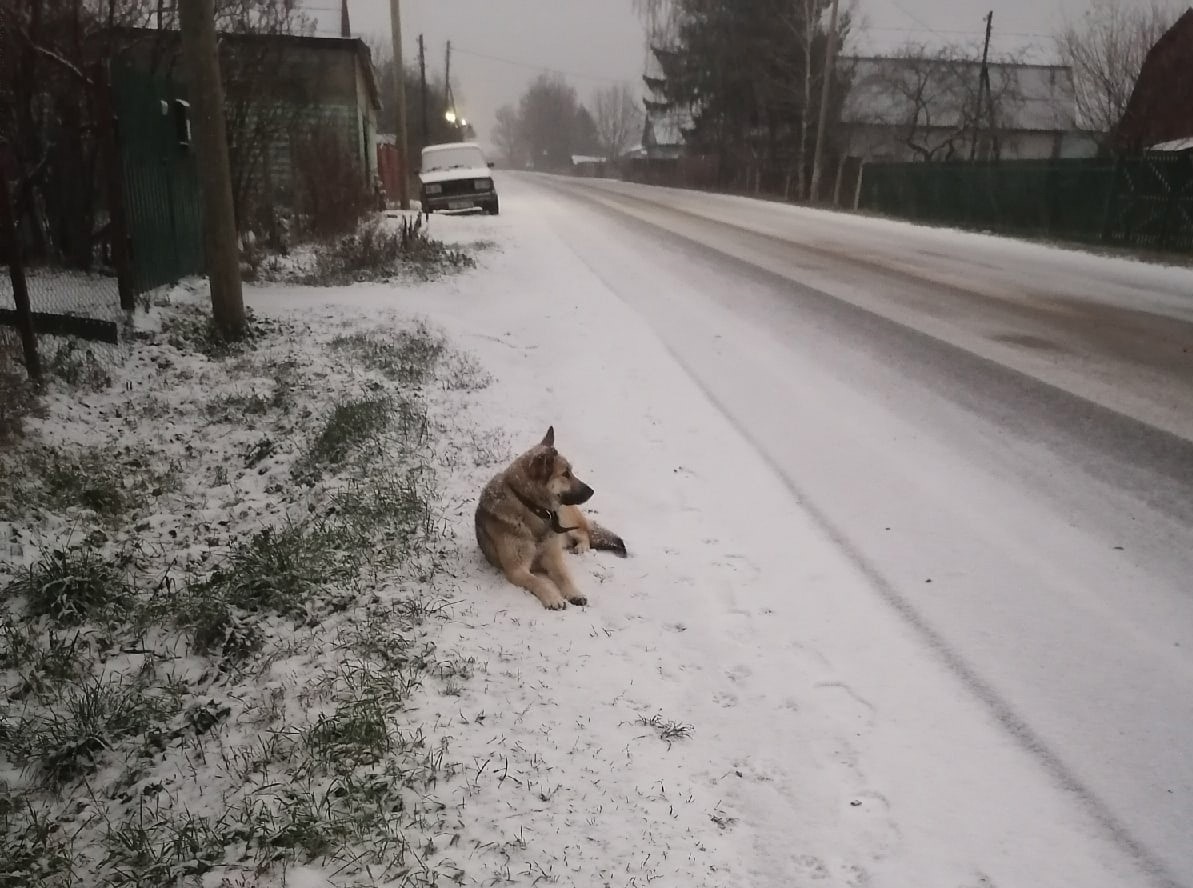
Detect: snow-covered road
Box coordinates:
(458, 174, 1193, 888)
(240, 178, 1193, 887)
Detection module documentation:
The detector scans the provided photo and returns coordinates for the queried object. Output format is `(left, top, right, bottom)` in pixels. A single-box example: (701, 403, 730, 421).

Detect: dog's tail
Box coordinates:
(589, 522, 628, 558)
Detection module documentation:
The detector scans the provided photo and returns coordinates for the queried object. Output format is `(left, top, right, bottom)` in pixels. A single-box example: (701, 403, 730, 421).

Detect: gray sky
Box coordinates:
(308, 0, 1101, 147)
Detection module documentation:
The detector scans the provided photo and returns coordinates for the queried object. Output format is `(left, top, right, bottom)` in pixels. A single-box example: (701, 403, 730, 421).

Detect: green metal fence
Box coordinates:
(857, 153, 1193, 254)
(111, 62, 205, 295)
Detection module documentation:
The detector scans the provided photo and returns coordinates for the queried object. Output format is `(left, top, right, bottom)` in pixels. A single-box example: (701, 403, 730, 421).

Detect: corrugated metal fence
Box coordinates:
(111, 61, 205, 295)
(857, 153, 1193, 253)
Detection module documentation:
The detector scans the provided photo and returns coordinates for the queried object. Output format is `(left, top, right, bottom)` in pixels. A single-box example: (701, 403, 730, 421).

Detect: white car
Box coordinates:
(418, 142, 499, 215)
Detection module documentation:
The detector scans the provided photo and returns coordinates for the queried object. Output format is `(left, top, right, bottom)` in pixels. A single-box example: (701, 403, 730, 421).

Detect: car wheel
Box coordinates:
(486, 199, 500, 216)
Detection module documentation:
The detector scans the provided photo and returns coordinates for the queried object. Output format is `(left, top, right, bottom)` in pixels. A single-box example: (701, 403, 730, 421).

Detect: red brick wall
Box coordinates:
(1116, 10, 1193, 152)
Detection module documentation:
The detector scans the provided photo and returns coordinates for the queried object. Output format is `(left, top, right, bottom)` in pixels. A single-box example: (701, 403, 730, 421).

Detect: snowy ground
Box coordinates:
(2, 188, 1186, 887)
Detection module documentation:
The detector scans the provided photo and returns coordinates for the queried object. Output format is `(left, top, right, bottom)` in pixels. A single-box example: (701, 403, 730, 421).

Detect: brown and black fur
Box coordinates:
(475, 427, 626, 610)
(556, 505, 627, 557)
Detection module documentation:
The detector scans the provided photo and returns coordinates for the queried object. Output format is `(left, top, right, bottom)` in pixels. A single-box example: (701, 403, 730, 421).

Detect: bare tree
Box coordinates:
(491, 104, 522, 166)
(518, 73, 582, 171)
(213, 0, 314, 229)
(0, 0, 159, 268)
(1057, 0, 1183, 143)
(845, 45, 1024, 162)
(592, 83, 643, 160)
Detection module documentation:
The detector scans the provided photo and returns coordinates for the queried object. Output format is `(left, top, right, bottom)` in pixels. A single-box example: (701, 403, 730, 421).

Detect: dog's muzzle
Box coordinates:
(561, 483, 594, 506)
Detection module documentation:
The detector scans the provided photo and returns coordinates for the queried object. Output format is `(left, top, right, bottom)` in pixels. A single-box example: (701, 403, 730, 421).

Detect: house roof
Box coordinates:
(1115, 9, 1193, 151)
(841, 55, 1079, 133)
(232, 32, 381, 110)
(107, 27, 381, 110)
(1149, 137, 1193, 151)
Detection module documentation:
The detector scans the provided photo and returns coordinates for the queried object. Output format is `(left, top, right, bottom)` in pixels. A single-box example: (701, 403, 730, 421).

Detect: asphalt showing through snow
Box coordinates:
(522, 173, 1193, 888)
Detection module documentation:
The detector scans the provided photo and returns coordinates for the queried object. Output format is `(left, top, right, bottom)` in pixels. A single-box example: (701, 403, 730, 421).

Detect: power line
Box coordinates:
(885, 0, 939, 34)
(878, 0, 1052, 41)
(449, 45, 629, 85)
(859, 24, 1054, 40)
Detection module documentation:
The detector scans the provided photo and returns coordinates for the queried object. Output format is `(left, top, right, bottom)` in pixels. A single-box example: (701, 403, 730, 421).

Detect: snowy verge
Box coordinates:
(0, 284, 492, 887)
(1, 196, 1154, 888)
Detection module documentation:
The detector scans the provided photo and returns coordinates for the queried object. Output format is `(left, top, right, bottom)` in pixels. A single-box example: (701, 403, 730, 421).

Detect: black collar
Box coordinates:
(511, 487, 578, 535)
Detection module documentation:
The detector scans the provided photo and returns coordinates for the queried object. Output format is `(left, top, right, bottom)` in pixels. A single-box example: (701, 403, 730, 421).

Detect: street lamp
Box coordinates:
(445, 110, 457, 124)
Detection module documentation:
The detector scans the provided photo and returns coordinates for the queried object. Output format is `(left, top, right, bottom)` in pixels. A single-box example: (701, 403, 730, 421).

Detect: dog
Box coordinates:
(475, 427, 626, 610)
(557, 504, 628, 557)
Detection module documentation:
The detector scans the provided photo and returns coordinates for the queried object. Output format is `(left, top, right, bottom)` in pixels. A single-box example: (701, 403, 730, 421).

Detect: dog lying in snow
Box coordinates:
(474, 426, 626, 610)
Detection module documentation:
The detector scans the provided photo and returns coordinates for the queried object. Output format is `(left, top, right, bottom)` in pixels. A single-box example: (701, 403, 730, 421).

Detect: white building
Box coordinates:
(841, 56, 1100, 162)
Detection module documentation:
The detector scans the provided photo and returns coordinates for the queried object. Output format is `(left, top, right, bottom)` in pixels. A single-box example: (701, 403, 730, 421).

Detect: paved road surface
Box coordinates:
(513, 173, 1193, 887)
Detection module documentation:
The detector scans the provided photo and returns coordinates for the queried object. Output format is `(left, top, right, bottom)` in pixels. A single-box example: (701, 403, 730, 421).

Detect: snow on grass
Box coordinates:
(2, 189, 1157, 888)
(0, 288, 483, 886)
(245, 214, 476, 287)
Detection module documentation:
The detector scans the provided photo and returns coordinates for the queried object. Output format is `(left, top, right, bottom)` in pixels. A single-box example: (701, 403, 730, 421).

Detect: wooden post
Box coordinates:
(809, 0, 840, 202)
(0, 172, 40, 380)
(971, 12, 993, 161)
(388, 0, 411, 209)
(418, 34, 428, 149)
(853, 160, 867, 211)
(178, 0, 245, 339)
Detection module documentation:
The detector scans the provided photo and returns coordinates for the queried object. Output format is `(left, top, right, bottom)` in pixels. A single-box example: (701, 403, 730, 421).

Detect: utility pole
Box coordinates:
(388, 0, 410, 209)
(178, 0, 245, 339)
(808, 0, 840, 203)
(418, 33, 428, 148)
(445, 39, 453, 121)
(971, 10, 993, 161)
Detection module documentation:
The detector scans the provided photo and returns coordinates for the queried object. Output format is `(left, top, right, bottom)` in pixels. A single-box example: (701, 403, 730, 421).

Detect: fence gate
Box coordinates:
(111, 61, 205, 296)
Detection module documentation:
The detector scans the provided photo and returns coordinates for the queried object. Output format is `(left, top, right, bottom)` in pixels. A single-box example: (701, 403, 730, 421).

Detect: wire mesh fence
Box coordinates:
(2, 15, 207, 382)
(0, 266, 124, 342)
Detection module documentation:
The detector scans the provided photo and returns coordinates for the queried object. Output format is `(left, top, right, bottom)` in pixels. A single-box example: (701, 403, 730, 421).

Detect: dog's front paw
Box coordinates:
(542, 596, 568, 610)
(569, 595, 588, 606)
(571, 538, 591, 555)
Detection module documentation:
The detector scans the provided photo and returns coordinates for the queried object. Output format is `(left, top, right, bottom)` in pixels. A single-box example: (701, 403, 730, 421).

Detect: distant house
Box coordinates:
(113, 28, 380, 210)
(1116, 9, 1193, 153)
(841, 56, 1099, 162)
(570, 155, 608, 177)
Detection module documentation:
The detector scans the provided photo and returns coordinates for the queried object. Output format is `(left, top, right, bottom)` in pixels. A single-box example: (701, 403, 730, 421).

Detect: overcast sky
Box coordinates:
(308, 0, 1109, 147)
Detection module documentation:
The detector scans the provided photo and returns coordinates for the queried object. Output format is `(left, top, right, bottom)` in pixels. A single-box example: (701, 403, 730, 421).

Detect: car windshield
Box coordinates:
(422, 146, 486, 172)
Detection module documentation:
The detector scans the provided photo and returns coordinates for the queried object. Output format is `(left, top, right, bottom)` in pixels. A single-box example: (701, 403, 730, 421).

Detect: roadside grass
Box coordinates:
(44, 338, 112, 390)
(207, 358, 299, 422)
(0, 311, 482, 886)
(330, 322, 445, 387)
(636, 713, 695, 747)
(159, 305, 271, 360)
(291, 395, 394, 483)
(0, 443, 179, 528)
(6, 545, 133, 627)
(0, 364, 40, 442)
(1, 672, 186, 787)
(296, 216, 476, 286)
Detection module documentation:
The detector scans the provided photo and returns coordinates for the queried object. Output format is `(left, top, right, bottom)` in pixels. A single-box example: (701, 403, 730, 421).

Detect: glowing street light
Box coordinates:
(444, 110, 457, 124)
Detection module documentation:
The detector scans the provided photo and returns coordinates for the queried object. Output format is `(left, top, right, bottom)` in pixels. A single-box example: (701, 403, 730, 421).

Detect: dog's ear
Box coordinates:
(529, 447, 556, 481)
(541, 426, 555, 447)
